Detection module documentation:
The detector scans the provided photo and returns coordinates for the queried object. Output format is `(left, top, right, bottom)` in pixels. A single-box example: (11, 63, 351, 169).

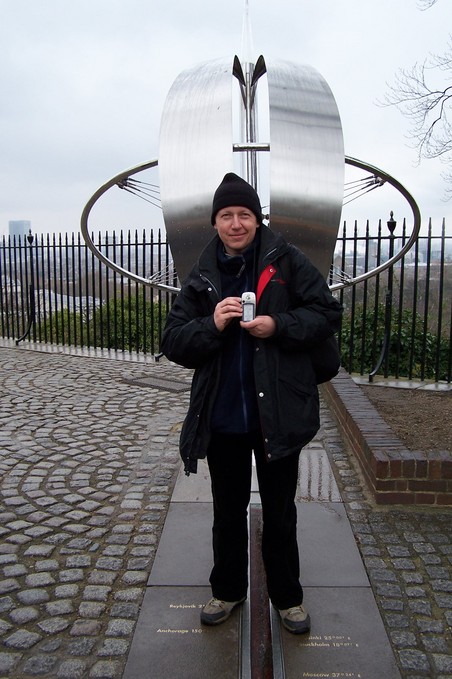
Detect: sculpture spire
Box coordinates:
(240, 0, 254, 65)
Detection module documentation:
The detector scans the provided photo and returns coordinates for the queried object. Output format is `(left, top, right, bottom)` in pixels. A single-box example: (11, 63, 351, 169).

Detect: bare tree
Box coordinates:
(417, 0, 438, 9)
(383, 0, 452, 195)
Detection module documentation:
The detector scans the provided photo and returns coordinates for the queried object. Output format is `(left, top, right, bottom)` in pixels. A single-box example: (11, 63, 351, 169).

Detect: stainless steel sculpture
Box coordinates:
(159, 57, 234, 282)
(158, 55, 344, 281)
(81, 53, 421, 291)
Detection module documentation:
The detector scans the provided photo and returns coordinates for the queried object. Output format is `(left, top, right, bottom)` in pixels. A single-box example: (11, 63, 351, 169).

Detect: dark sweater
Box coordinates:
(210, 239, 260, 434)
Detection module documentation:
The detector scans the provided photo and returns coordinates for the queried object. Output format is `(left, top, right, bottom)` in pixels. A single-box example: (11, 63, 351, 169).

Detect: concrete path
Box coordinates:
(0, 340, 451, 678)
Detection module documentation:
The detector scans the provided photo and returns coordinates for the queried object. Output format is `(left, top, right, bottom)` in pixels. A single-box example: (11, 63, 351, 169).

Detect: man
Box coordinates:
(161, 172, 342, 634)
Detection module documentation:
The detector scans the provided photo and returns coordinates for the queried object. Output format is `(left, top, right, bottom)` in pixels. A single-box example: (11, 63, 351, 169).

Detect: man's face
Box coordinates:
(214, 206, 259, 255)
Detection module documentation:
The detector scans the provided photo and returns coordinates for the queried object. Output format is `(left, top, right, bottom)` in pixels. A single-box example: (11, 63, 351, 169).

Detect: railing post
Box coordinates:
(369, 212, 397, 382)
(15, 230, 36, 345)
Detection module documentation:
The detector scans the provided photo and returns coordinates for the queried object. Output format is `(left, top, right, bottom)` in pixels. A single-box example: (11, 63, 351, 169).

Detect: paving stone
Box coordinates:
(25, 526, 54, 538)
(22, 654, 58, 674)
(38, 638, 63, 652)
(59, 569, 85, 583)
(110, 603, 140, 619)
(9, 607, 40, 624)
(121, 571, 148, 585)
(0, 578, 20, 594)
(0, 619, 13, 635)
(25, 572, 56, 587)
(82, 585, 111, 601)
(427, 567, 450, 579)
(381, 598, 404, 611)
(88, 570, 118, 585)
(384, 612, 410, 628)
(406, 586, 427, 598)
(17, 589, 50, 605)
(114, 588, 142, 602)
(432, 653, 452, 673)
(79, 602, 107, 618)
(422, 636, 450, 653)
(89, 659, 121, 678)
(7, 533, 33, 545)
(398, 649, 431, 671)
(0, 652, 22, 673)
(67, 637, 97, 656)
(4, 629, 42, 649)
(368, 568, 398, 583)
(95, 557, 123, 570)
(45, 600, 74, 616)
(6, 520, 33, 531)
(431, 579, 452, 593)
(70, 620, 103, 636)
(375, 583, 403, 598)
(391, 558, 416, 570)
(408, 599, 432, 616)
(66, 555, 91, 568)
(35, 559, 59, 572)
(55, 584, 79, 598)
(402, 572, 424, 584)
(38, 617, 71, 634)
(24, 540, 56, 555)
(127, 557, 150, 570)
(434, 593, 452, 608)
(97, 638, 129, 656)
(57, 659, 89, 678)
(105, 619, 135, 637)
(390, 630, 418, 647)
(417, 619, 445, 634)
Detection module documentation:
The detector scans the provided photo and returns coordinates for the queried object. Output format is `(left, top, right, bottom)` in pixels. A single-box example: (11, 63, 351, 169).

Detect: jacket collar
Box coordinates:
(198, 225, 287, 277)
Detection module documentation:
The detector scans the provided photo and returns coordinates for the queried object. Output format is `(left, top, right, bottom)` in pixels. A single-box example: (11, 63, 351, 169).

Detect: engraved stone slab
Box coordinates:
(123, 587, 241, 679)
(148, 503, 212, 586)
(297, 502, 369, 587)
(149, 501, 369, 589)
(171, 461, 212, 503)
(279, 586, 401, 679)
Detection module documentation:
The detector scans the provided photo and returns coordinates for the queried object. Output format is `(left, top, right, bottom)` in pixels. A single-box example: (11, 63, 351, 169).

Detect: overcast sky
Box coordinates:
(1, 0, 451, 239)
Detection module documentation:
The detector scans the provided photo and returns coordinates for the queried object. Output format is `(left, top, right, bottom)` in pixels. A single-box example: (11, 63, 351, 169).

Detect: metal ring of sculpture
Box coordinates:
(80, 155, 421, 293)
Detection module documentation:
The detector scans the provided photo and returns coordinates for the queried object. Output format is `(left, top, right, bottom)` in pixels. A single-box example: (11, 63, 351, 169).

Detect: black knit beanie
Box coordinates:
(211, 172, 262, 226)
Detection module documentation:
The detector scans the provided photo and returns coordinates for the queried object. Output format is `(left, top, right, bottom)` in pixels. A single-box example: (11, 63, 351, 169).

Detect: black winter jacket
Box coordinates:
(161, 225, 343, 474)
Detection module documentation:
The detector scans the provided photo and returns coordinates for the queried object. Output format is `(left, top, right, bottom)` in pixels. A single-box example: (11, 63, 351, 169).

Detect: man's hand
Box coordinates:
(214, 297, 243, 332)
(240, 315, 276, 338)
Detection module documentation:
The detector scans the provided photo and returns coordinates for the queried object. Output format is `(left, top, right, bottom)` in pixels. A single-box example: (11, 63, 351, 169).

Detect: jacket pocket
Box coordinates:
(276, 377, 320, 450)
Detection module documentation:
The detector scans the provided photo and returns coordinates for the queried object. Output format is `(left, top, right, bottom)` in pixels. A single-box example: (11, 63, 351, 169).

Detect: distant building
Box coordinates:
(8, 220, 31, 241)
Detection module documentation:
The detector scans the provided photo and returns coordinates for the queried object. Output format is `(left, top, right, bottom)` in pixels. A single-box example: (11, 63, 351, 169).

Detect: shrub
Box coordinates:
(340, 303, 450, 381)
(37, 291, 168, 354)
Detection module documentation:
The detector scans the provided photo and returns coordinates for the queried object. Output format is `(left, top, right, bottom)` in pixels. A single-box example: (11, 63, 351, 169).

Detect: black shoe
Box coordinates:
(278, 604, 311, 634)
(200, 597, 246, 626)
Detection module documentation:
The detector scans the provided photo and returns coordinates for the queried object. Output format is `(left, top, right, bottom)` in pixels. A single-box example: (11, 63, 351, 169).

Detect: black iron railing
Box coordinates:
(334, 218, 451, 383)
(1, 223, 451, 382)
(1, 230, 176, 356)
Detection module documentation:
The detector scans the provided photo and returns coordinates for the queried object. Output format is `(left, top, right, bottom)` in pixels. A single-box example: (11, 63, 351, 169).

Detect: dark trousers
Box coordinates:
(206, 432, 303, 610)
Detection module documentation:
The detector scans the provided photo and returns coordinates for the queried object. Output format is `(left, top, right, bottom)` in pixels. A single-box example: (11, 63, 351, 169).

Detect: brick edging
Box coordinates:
(320, 369, 452, 505)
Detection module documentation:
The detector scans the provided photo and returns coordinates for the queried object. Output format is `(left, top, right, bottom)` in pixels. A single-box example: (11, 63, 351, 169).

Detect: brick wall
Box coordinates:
(321, 370, 452, 506)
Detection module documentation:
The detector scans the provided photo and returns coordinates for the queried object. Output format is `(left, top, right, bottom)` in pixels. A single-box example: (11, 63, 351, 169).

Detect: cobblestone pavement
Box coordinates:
(320, 405, 452, 679)
(0, 343, 451, 678)
(0, 345, 190, 678)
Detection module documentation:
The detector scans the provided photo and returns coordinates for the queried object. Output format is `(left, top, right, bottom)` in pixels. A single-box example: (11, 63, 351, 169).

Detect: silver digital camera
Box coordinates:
(241, 292, 256, 322)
